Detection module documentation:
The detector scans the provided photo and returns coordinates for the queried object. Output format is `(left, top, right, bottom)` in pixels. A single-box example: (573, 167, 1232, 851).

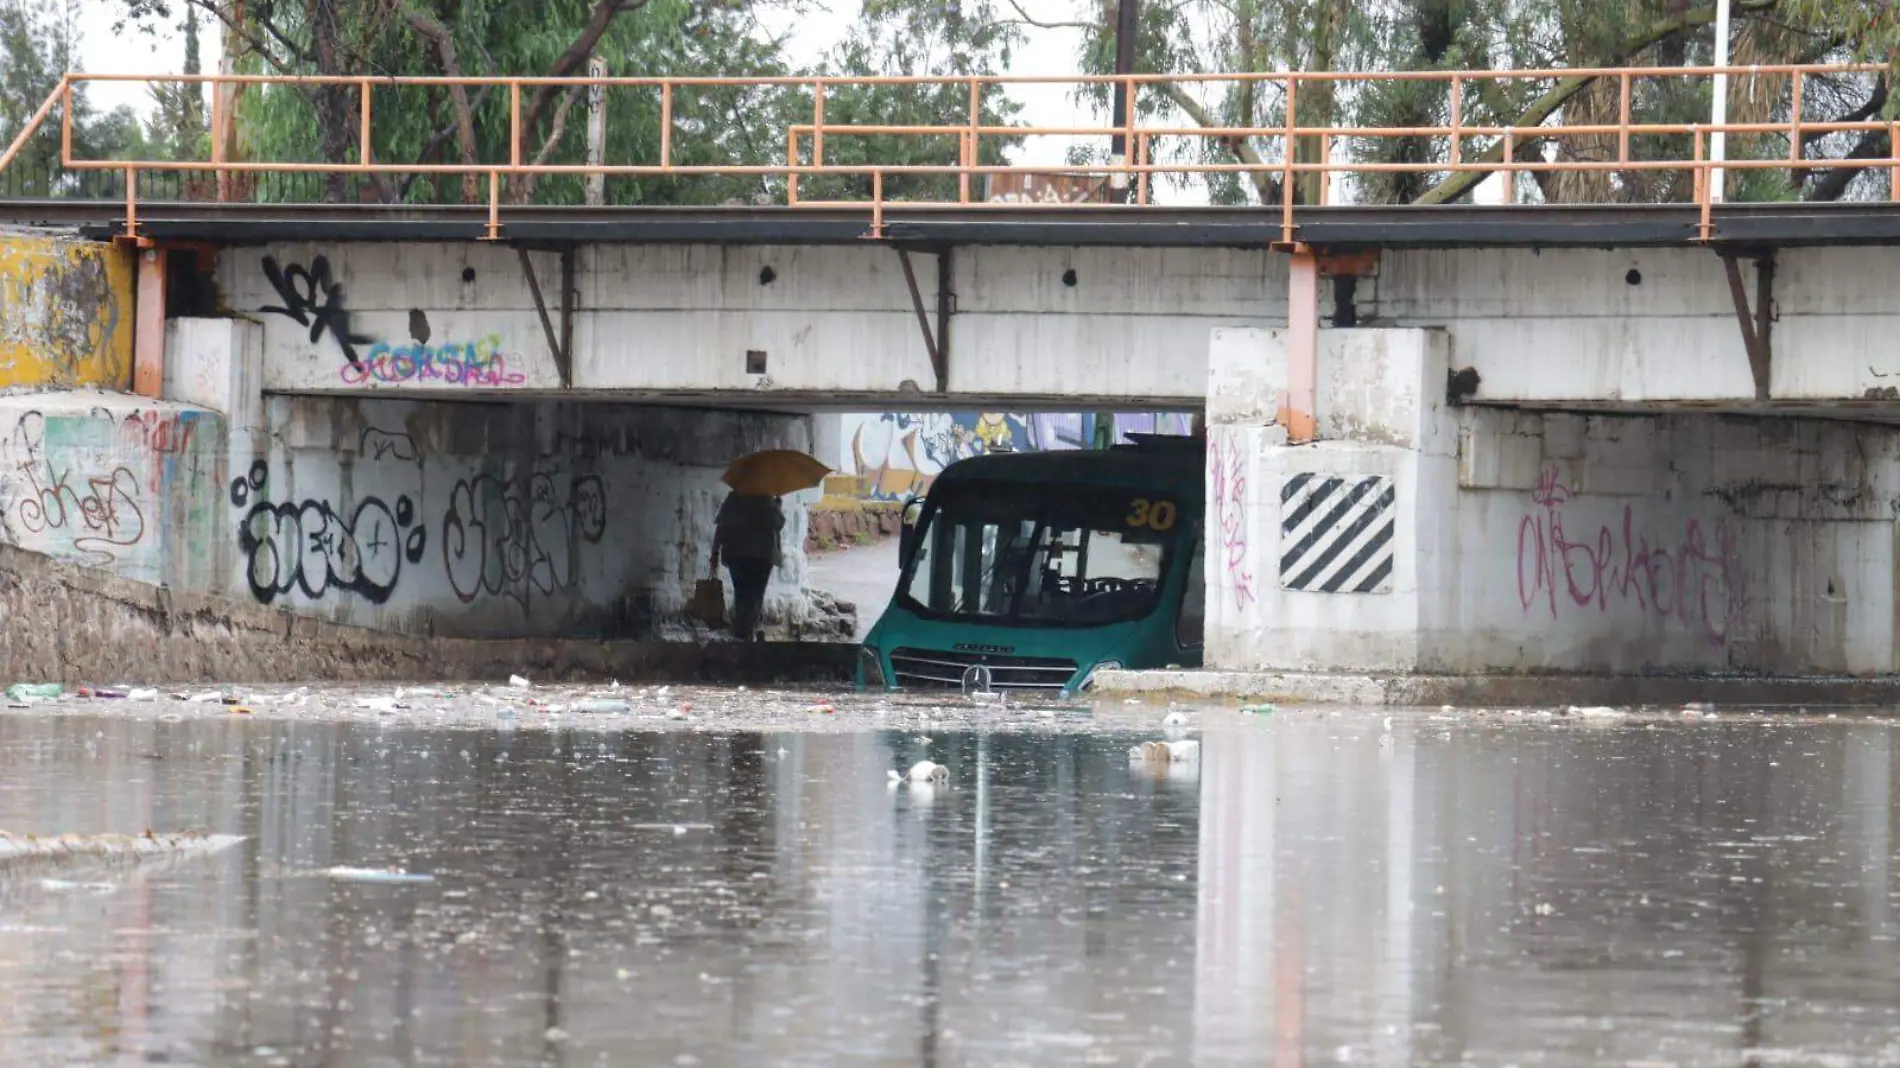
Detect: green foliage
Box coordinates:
(5, 0, 1889, 206)
(0, 0, 178, 196)
(798, 0, 1026, 204)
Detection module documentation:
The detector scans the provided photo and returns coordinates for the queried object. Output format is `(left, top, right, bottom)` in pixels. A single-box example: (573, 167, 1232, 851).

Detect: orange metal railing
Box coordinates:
(0, 64, 1894, 243)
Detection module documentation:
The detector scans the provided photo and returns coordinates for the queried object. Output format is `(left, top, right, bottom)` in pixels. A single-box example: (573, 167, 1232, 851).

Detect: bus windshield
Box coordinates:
(899, 480, 1180, 626)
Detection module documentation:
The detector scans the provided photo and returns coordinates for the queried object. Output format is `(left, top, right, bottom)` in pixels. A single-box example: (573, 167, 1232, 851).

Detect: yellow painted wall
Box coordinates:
(0, 235, 133, 391)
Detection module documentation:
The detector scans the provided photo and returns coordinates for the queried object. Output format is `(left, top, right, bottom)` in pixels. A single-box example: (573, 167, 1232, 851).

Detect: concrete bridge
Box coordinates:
(4, 62, 1900, 694)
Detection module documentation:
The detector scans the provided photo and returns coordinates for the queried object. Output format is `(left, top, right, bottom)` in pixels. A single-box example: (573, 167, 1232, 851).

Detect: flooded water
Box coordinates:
(2, 696, 1899, 1066)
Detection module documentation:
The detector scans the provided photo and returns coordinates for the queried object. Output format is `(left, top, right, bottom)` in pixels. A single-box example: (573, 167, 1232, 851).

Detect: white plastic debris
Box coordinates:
(0, 829, 244, 863)
(1131, 739, 1200, 764)
(1162, 711, 1190, 727)
(665, 707, 691, 721)
(508, 675, 532, 689)
(888, 760, 948, 784)
(1572, 706, 1628, 720)
(323, 866, 434, 884)
(356, 696, 402, 713)
(125, 688, 159, 702)
(572, 699, 632, 715)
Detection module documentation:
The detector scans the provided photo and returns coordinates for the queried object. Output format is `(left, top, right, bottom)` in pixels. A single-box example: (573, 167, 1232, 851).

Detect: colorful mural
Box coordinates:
(838, 412, 1195, 501)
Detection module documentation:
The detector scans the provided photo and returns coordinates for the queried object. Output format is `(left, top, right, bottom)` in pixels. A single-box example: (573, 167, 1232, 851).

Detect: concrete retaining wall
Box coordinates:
(0, 231, 133, 391)
(0, 317, 830, 643)
(0, 544, 853, 685)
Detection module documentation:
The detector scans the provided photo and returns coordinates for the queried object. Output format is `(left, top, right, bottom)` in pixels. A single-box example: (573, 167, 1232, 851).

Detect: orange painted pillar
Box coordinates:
(133, 246, 167, 398)
(1281, 247, 1319, 444)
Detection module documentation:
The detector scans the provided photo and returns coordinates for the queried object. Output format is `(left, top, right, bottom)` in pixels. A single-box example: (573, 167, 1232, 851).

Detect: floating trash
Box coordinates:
(323, 866, 435, 884)
(888, 760, 949, 784)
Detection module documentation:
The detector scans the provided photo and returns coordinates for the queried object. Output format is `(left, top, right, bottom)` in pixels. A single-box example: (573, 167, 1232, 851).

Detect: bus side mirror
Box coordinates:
(898, 497, 925, 566)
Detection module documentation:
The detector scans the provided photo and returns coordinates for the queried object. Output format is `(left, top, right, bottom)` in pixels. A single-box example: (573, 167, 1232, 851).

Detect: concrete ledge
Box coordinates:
(1094, 668, 1900, 708)
(0, 545, 855, 686)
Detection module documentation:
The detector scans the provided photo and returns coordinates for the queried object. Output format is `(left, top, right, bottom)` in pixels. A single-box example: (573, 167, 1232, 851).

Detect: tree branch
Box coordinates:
(518, 0, 649, 138)
(1803, 79, 1891, 201)
(1158, 81, 1277, 202)
(183, 0, 307, 75)
(403, 5, 481, 202)
(1000, 0, 1093, 30)
(512, 84, 584, 202)
(1415, 0, 1778, 205)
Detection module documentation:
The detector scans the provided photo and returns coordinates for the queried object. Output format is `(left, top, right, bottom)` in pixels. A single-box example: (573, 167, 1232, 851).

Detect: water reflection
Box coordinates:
(0, 713, 1896, 1066)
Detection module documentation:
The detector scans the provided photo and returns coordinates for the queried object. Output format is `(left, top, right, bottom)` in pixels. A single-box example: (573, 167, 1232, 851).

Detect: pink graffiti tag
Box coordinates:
(1210, 435, 1254, 612)
(1515, 465, 1748, 646)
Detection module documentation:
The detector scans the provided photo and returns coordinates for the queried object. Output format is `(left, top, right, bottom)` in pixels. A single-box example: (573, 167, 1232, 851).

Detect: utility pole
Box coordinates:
(1096, 0, 1140, 447)
(586, 55, 607, 207)
(1709, 0, 1730, 203)
(1108, 0, 1139, 205)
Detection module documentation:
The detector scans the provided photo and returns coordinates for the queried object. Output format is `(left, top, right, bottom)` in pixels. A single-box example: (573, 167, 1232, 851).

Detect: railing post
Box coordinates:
(964, 79, 980, 204)
(1448, 76, 1463, 168)
(1693, 127, 1711, 241)
(813, 80, 826, 168)
(787, 129, 800, 204)
(211, 78, 227, 201)
(871, 169, 884, 239)
(1136, 132, 1150, 206)
(487, 170, 501, 240)
(660, 82, 673, 169)
(60, 81, 73, 165)
(509, 84, 522, 168)
(1617, 72, 1631, 164)
(1119, 75, 1137, 198)
(1891, 121, 1899, 203)
(1281, 74, 1298, 244)
(124, 166, 137, 238)
(1318, 132, 1331, 205)
(1788, 71, 1804, 166)
(1502, 129, 1516, 205)
(359, 78, 372, 165)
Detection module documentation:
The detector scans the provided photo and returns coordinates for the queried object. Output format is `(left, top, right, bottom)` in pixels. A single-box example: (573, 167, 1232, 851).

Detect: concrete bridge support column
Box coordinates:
(1205, 326, 1900, 682)
(1205, 327, 1455, 674)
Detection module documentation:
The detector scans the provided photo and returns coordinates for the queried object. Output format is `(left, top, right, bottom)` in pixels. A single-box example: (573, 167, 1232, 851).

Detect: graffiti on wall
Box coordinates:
(231, 459, 429, 606)
(0, 236, 133, 390)
(843, 411, 1194, 501)
(0, 408, 206, 568)
(259, 254, 374, 368)
(1209, 432, 1254, 612)
(1516, 465, 1748, 646)
(441, 471, 609, 609)
(340, 337, 529, 388)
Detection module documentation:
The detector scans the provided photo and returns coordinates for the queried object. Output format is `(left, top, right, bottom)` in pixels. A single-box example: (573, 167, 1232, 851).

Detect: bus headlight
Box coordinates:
(857, 645, 888, 691)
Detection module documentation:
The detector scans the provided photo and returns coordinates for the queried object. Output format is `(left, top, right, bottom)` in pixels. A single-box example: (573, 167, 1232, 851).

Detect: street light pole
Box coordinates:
(1109, 0, 1139, 204)
(1710, 0, 1730, 203)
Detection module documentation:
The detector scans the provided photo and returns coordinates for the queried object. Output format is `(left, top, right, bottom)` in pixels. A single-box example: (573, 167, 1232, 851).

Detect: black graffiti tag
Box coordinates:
(231, 462, 426, 605)
(259, 255, 374, 368)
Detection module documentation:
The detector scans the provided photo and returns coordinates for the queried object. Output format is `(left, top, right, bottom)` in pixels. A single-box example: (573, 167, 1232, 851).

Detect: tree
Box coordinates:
(797, 0, 1027, 204)
(114, 0, 802, 204)
(145, 5, 209, 163)
(0, 0, 165, 197)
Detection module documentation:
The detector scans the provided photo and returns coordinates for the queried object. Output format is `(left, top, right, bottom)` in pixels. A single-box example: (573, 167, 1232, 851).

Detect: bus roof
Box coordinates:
(930, 436, 1204, 498)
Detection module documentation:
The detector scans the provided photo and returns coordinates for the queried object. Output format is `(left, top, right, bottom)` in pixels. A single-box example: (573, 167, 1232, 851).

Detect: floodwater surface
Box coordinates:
(1, 696, 1898, 1066)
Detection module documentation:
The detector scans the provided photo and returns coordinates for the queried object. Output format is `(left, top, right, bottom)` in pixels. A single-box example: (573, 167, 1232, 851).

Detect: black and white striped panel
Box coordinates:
(1279, 474, 1396, 594)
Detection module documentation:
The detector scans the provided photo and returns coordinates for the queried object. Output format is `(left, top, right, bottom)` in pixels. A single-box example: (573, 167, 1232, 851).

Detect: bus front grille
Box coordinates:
(888, 648, 1079, 691)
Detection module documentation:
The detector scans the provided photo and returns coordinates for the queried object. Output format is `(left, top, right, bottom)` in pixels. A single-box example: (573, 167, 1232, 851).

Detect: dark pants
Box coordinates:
(725, 558, 773, 642)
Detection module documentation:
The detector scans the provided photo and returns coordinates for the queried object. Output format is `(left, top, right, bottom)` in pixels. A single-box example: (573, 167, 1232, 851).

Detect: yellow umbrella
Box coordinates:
(721, 449, 831, 497)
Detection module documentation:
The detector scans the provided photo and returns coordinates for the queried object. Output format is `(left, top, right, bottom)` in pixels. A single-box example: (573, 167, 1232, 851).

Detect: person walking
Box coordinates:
(711, 491, 784, 642)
